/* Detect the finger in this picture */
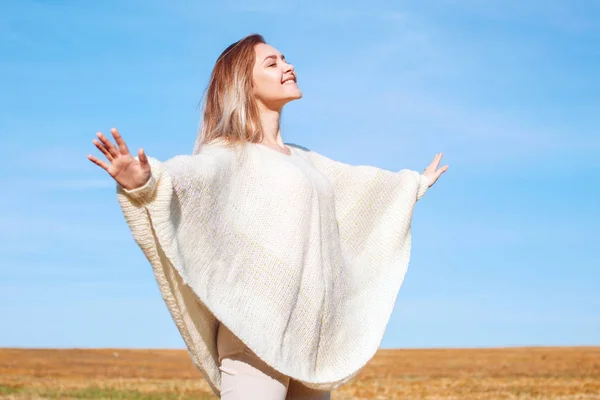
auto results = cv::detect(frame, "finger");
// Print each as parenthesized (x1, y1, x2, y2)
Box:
(138, 148, 150, 169)
(436, 165, 449, 178)
(432, 153, 442, 169)
(425, 153, 440, 172)
(96, 131, 120, 159)
(111, 127, 130, 155)
(87, 154, 110, 172)
(93, 138, 113, 161)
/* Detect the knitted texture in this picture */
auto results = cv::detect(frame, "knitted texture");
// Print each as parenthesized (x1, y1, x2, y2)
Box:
(116, 140, 429, 398)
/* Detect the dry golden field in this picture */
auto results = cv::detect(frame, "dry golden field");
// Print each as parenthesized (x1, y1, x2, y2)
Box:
(0, 347, 598, 399)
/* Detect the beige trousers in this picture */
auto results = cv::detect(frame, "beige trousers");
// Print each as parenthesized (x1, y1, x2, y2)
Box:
(217, 322, 332, 400)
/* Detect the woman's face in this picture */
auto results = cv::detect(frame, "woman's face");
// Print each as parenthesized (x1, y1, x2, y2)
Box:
(252, 43, 302, 110)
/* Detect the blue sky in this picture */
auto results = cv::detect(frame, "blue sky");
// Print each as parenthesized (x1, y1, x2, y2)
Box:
(1, 0, 598, 350)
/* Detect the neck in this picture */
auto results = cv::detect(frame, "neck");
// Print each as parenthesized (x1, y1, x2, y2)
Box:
(257, 106, 284, 147)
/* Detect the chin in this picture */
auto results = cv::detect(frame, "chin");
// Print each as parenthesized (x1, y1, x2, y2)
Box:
(271, 91, 303, 108)
(281, 93, 302, 105)
(289, 89, 303, 100)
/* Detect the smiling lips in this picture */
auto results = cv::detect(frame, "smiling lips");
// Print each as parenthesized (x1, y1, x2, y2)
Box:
(282, 76, 297, 85)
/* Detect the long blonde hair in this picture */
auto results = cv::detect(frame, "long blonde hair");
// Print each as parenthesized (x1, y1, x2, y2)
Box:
(193, 33, 267, 154)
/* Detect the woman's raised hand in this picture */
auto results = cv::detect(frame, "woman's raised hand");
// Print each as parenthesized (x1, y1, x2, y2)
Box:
(423, 152, 449, 188)
(87, 128, 151, 190)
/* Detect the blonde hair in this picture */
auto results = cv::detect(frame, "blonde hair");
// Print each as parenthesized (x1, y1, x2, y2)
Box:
(193, 33, 268, 154)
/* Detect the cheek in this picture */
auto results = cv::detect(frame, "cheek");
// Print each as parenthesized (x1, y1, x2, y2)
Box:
(254, 71, 281, 96)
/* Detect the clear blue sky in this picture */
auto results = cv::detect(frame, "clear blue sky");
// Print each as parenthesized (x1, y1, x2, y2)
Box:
(1, 0, 598, 349)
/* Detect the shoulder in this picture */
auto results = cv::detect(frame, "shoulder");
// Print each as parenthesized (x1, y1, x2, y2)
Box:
(285, 143, 340, 166)
(285, 142, 311, 152)
(162, 142, 237, 175)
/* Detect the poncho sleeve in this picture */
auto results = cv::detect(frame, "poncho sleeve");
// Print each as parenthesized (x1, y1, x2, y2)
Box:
(115, 154, 224, 397)
(301, 148, 429, 206)
(296, 147, 430, 265)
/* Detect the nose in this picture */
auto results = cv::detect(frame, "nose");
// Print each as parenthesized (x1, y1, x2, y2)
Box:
(283, 61, 294, 73)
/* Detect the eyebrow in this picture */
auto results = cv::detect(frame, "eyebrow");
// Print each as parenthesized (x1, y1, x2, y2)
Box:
(263, 54, 285, 63)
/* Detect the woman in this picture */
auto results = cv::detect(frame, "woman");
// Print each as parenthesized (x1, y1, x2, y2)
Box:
(87, 33, 448, 400)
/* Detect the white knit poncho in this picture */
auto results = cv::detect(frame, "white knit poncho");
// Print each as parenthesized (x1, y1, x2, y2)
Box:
(116, 139, 429, 397)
